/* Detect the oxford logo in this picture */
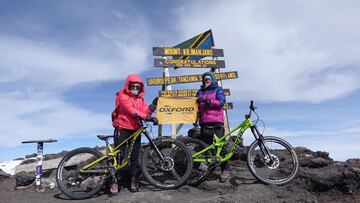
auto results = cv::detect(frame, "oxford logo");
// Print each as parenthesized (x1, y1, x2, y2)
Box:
(159, 107, 195, 113)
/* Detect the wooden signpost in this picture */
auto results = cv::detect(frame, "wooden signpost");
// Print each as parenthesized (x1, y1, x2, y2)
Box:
(154, 58, 225, 68)
(153, 47, 224, 57)
(150, 30, 238, 137)
(147, 71, 238, 86)
(223, 102, 233, 110)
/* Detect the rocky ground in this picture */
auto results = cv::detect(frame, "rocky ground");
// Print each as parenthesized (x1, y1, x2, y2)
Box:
(0, 146, 360, 203)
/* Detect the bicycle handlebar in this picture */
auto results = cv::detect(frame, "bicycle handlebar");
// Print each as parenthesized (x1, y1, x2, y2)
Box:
(134, 113, 157, 126)
(245, 100, 257, 119)
(250, 100, 254, 110)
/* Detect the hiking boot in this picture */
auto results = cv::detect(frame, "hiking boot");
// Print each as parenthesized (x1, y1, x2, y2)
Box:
(219, 170, 230, 182)
(110, 182, 119, 194)
(130, 177, 139, 192)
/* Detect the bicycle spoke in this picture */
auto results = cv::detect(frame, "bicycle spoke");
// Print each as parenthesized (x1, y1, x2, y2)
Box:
(247, 137, 298, 185)
(142, 139, 192, 189)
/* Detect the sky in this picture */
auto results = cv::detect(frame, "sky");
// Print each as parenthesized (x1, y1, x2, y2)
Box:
(0, 0, 359, 162)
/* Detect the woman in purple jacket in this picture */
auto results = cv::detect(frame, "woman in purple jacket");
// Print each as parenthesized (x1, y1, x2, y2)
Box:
(196, 71, 229, 182)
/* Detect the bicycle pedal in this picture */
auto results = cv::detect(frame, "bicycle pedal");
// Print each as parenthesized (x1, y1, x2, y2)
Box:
(208, 161, 220, 170)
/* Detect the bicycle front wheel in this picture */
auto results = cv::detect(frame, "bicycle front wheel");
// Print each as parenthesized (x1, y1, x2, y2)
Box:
(141, 138, 193, 189)
(247, 136, 299, 185)
(56, 147, 107, 200)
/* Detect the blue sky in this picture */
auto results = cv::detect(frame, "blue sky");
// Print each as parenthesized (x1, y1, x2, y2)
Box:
(0, 0, 359, 162)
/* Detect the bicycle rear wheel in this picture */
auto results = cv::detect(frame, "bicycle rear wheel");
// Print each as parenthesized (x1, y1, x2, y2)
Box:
(247, 136, 299, 185)
(141, 138, 193, 189)
(181, 137, 213, 185)
(56, 147, 108, 200)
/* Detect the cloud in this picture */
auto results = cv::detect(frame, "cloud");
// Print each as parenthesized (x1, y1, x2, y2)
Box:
(0, 27, 151, 89)
(0, 1, 156, 88)
(0, 4, 154, 148)
(0, 91, 109, 147)
(174, 0, 360, 103)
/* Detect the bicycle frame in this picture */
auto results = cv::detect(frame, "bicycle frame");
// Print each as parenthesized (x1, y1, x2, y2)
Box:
(80, 126, 159, 173)
(186, 100, 299, 186)
(192, 117, 260, 164)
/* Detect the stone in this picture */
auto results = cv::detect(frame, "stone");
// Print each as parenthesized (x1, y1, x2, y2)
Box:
(0, 169, 10, 182)
(15, 171, 35, 187)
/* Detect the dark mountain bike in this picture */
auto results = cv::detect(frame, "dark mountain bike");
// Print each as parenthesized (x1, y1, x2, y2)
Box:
(56, 118, 193, 200)
(182, 101, 299, 186)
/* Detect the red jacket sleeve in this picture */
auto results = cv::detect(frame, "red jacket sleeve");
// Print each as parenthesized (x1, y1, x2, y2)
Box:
(118, 94, 152, 120)
(142, 99, 153, 117)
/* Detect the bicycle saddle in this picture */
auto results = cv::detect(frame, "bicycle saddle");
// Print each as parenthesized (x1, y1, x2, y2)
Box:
(97, 135, 114, 141)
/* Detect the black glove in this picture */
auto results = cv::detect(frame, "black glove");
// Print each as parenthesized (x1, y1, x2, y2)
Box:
(152, 97, 159, 105)
(196, 97, 210, 104)
(148, 97, 159, 112)
(134, 112, 141, 120)
(145, 115, 158, 125)
(148, 104, 156, 112)
(152, 117, 159, 125)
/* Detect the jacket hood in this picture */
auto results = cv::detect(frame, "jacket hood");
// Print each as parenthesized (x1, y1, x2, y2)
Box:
(201, 71, 218, 88)
(123, 73, 145, 97)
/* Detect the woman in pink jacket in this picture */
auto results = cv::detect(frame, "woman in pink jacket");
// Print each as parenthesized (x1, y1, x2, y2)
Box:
(196, 71, 229, 182)
(111, 73, 158, 193)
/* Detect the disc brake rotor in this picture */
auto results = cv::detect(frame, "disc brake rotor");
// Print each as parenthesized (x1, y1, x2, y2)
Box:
(160, 157, 175, 171)
(264, 154, 280, 169)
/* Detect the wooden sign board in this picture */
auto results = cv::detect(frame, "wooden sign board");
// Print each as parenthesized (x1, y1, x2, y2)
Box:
(154, 59, 225, 68)
(159, 89, 231, 98)
(153, 47, 224, 57)
(147, 71, 238, 86)
(223, 102, 233, 110)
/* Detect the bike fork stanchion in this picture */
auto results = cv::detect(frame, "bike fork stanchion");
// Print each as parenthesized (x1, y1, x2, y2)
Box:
(21, 139, 57, 191)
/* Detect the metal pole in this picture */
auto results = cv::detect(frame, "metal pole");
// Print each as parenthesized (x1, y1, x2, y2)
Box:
(35, 142, 43, 190)
(164, 67, 177, 138)
(211, 57, 230, 133)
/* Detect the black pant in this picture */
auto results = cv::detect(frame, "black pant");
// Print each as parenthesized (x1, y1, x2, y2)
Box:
(200, 123, 228, 171)
(114, 129, 141, 178)
(200, 124, 225, 146)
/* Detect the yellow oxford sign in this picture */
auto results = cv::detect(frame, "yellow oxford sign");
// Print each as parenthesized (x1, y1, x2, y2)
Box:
(156, 97, 198, 124)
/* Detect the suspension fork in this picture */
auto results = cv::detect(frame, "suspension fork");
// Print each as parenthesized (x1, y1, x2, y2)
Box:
(250, 125, 273, 161)
(143, 131, 166, 161)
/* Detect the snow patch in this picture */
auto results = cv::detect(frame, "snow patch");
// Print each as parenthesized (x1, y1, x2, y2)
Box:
(0, 160, 24, 175)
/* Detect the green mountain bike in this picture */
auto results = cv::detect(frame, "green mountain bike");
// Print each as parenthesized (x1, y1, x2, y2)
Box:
(56, 118, 193, 200)
(182, 101, 299, 186)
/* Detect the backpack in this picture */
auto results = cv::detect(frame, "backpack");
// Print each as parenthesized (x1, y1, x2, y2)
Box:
(111, 92, 120, 122)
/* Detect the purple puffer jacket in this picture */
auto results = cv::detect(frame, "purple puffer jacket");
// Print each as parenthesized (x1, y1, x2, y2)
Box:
(196, 72, 226, 124)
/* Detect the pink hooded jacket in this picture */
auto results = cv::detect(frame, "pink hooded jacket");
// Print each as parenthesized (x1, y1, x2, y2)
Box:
(112, 74, 153, 130)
